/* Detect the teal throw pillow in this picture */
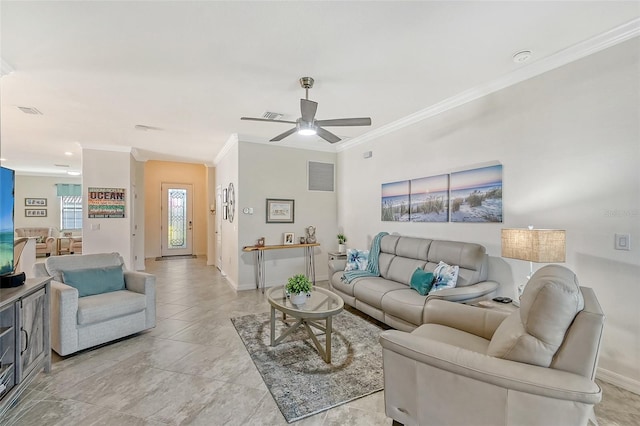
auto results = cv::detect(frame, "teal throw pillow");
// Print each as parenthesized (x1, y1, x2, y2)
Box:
(410, 268, 434, 296)
(62, 265, 126, 297)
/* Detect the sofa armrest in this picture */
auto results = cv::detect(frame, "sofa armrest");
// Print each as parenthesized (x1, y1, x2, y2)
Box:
(124, 270, 156, 328)
(425, 280, 499, 303)
(50, 280, 79, 356)
(422, 299, 509, 340)
(328, 259, 347, 277)
(379, 329, 601, 404)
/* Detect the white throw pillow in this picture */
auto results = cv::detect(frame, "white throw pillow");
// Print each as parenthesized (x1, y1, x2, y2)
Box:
(344, 249, 369, 271)
(430, 261, 459, 292)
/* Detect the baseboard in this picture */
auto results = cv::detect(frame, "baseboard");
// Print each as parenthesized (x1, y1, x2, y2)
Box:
(597, 367, 640, 395)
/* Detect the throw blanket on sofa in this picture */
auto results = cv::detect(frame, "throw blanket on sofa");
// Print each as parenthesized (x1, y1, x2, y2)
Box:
(342, 232, 389, 283)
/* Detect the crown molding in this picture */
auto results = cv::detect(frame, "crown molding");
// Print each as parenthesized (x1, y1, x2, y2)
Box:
(337, 18, 640, 152)
(214, 133, 239, 165)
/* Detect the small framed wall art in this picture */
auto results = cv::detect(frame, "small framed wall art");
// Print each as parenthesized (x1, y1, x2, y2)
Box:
(25, 198, 47, 206)
(25, 209, 47, 217)
(266, 198, 295, 223)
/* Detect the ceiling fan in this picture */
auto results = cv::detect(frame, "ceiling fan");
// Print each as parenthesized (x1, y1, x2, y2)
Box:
(241, 77, 372, 144)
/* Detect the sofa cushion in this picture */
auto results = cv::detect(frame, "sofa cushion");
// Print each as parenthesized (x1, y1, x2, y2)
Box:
(409, 268, 434, 296)
(331, 271, 357, 297)
(77, 290, 147, 325)
(381, 288, 428, 326)
(395, 237, 431, 260)
(353, 277, 406, 309)
(487, 265, 584, 367)
(45, 252, 124, 282)
(62, 265, 126, 297)
(384, 257, 427, 286)
(427, 240, 487, 287)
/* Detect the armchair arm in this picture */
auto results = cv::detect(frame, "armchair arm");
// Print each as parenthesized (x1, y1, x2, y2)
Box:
(379, 329, 601, 404)
(50, 280, 79, 356)
(45, 237, 56, 252)
(422, 299, 509, 340)
(124, 271, 156, 328)
(425, 280, 499, 303)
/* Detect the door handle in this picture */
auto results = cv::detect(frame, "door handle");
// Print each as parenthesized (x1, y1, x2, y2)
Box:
(21, 328, 29, 355)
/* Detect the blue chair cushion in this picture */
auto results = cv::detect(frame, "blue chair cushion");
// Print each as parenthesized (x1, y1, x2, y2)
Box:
(62, 265, 126, 297)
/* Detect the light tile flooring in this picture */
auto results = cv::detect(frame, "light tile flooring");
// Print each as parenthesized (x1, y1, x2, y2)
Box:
(3, 257, 639, 425)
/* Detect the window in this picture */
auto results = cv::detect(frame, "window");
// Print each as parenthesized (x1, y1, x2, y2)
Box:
(60, 195, 82, 230)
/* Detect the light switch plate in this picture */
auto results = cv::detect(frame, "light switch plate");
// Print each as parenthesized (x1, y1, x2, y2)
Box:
(615, 233, 631, 250)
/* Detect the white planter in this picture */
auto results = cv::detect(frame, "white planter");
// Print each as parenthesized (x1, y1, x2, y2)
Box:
(290, 292, 307, 305)
(338, 244, 346, 254)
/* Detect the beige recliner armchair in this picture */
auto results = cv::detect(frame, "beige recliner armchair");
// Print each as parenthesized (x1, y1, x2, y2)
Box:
(15, 227, 56, 257)
(380, 265, 604, 426)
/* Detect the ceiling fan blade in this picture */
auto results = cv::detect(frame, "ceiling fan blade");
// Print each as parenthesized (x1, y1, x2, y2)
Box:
(241, 117, 297, 124)
(300, 99, 318, 122)
(316, 127, 341, 144)
(315, 117, 372, 127)
(270, 127, 297, 142)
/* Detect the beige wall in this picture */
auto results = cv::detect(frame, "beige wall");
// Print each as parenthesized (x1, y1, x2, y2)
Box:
(144, 160, 208, 258)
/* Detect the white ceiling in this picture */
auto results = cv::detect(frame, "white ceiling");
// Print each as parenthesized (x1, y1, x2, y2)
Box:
(1, 1, 638, 176)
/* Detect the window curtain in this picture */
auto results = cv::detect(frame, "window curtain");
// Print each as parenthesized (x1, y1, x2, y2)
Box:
(56, 184, 82, 197)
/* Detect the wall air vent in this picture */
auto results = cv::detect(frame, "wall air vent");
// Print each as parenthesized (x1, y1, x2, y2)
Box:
(17, 106, 42, 115)
(308, 161, 335, 192)
(262, 111, 284, 120)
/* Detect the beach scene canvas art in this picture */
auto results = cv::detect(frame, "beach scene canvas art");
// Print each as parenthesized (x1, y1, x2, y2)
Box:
(0, 168, 15, 275)
(381, 180, 410, 222)
(410, 174, 449, 222)
(450, 165, 503, 223)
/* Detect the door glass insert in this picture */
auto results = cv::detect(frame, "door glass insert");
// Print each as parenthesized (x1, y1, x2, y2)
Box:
(168, 189, 187, 249)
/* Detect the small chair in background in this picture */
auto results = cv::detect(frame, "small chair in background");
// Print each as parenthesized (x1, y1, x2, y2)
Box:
(69, 237, 82, 254)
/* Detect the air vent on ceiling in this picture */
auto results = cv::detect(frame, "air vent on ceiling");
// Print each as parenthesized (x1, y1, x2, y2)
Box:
(308, 161, 335, 192)
(134, 124, 163, 131)
(261, 111, 285, 120)
(55, 164, 70, 168)
(17, 106, 42, 115)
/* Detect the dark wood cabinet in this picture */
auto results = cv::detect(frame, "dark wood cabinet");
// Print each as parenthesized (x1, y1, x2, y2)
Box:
(0, 278, 51, 418)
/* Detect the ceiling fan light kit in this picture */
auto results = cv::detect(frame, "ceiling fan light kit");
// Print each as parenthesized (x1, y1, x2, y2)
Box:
(241, 76, 371, 144)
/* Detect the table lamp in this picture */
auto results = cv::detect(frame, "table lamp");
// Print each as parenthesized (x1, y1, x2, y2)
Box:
(501, 227, 566, 306)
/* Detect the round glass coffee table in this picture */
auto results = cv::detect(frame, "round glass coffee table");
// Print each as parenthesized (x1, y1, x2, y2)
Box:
(267, 285, 344, 363)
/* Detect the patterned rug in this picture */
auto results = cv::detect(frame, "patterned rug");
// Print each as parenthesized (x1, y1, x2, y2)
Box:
(231, 309, 385, 423)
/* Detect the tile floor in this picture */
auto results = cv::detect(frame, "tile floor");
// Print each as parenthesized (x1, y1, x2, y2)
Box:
(2, 257, 639, 425)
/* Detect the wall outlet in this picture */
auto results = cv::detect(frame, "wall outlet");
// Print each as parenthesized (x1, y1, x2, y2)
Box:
(615, 233, 631, 251)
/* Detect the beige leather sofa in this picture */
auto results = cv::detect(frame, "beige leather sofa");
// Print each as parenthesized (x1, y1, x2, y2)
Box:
(15, 227, 55, 257)
(34, 253, 156, 356)
(380, 265, 604, 426)
(329, 235, 499, 331)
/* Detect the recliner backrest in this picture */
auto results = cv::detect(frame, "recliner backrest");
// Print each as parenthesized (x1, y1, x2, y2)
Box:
(44, 252, 125, 282)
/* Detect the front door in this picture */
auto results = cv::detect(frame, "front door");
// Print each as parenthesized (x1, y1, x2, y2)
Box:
(161, 183, 193, 257)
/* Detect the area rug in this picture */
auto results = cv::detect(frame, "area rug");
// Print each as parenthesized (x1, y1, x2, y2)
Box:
(154, 255, 197, 261)
(231, 309, 384, 423)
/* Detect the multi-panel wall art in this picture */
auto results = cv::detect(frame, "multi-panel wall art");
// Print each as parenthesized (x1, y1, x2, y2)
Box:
(381, 164, 502, 223)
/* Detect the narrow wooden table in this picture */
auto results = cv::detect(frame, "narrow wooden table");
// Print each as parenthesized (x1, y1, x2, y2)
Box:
(242, 243, 320, 293)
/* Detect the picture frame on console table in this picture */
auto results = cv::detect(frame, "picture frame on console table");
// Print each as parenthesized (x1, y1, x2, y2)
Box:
(266, 198, 295, 223)
(283, 232, 294, 245)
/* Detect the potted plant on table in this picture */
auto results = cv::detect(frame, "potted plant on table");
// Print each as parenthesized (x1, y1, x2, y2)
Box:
(286, 274, 312, 305)
(337, 234, 347, 254)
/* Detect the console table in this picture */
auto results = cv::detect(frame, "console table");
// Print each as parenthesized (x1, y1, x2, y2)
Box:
(0, 277, 52, 418)
(242, 243, 320, 293)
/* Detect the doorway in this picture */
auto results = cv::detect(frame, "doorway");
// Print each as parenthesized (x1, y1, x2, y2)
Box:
(161, 183, 193, 257)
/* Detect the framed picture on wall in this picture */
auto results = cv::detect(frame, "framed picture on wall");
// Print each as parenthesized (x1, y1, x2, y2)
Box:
(25, 209, 47, 217)
(266, 198, 295, 223)
(25, 198, 47, 206)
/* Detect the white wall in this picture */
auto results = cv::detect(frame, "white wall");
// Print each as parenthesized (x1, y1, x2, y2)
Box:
(238, 141, 338, 290)
(214, 139, 239, 287)
(338, 39, 640, 391)
(14, 175, 81, 232)
(82, 148, 134, 268)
